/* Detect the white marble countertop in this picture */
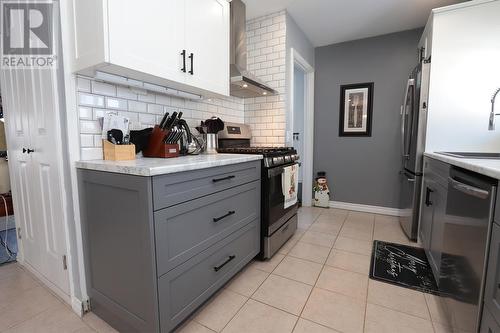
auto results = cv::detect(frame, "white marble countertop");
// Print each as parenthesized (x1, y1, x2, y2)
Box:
(425, 152, 500, 179)
(75, 154, 263, 176)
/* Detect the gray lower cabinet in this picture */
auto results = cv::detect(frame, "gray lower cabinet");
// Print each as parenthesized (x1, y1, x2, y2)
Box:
(420, 157, 448, 285)
(484, 222, 500, 327)
(78, 161, 261, 333)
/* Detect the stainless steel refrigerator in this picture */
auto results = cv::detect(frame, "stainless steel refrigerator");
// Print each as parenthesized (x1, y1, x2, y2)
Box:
(399, 62, 430, 241)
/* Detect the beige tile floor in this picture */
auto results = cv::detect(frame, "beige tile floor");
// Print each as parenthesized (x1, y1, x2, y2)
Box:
(0, 207, 448, 333)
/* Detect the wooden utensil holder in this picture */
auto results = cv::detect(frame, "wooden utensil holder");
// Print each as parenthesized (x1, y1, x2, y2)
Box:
(102, 140, 136, 161)
(143, 125, 180, 158)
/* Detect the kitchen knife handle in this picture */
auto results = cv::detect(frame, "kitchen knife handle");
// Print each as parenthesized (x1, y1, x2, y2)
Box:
(213, 211, 235, 223)
(212, 175, 235, 183)
(188, 53, 194, 75)
(213, 255, 236, 272)
(181, 50, 186, 72)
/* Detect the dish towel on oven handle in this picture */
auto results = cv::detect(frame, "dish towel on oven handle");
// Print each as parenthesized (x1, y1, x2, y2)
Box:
(282, 164, 298, 209)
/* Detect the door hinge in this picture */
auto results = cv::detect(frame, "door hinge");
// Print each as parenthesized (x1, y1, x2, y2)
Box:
(82, 298, 91, 313)
(62, 255, 68, 270)
(17, 227, 21, 239)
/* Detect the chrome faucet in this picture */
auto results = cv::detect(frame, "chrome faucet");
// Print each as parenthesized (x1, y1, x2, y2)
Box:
(488, 87, 500, 130)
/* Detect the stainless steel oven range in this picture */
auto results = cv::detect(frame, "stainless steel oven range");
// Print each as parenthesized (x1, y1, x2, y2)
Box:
(218, 122, 299, 259)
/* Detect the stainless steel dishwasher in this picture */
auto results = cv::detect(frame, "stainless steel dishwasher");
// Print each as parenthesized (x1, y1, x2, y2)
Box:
(439, 166, 497, 332)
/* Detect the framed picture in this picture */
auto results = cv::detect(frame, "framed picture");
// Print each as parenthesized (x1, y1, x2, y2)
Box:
(339, 82, 374, 137)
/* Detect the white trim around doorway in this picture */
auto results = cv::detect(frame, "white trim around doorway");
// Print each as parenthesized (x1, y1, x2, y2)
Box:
(288, 48, 315, 207)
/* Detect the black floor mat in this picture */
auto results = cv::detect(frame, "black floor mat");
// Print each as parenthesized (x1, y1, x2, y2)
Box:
(369, 240, 439, 295)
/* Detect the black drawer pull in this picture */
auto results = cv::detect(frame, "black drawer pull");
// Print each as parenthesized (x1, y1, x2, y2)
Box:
(214, 255, 235, 272)
(213, 211, 235, 223)
(188, 52, 194, 75)
(212, 175, 235, 183)
(181, 50, 186, 72)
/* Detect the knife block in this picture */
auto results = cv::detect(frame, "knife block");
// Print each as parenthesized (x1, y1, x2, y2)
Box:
(102, 140, 136, 161)
(143, 125, 180, 158)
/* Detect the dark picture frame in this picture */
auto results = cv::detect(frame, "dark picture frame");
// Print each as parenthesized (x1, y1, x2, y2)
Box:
(339, 82, 374, 137)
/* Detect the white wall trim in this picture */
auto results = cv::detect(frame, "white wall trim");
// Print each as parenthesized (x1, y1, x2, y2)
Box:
(330, 201, 403, 216)
(289, 48, 315, 207)
(59, 0, 89, 313)
(71, 296, 84, 317)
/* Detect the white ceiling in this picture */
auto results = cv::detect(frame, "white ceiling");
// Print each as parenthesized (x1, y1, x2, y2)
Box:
(244, 0, 467, 47)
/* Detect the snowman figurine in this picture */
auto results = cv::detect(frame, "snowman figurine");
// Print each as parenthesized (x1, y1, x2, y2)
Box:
(313, 171, 330, 208)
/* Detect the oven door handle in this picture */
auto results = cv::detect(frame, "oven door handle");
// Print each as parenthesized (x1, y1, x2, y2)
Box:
(267, 163, 298, 178)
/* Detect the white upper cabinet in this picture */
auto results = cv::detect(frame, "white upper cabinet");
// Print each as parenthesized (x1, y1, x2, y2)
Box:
(184, 0, 229, 97)
(70, 0, 230, 96)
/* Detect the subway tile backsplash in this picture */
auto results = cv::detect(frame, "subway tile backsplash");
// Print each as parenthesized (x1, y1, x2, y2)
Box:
(244, 11, 287, 147)
(77, 12, 288, 159)
(77, 76, 244, 160)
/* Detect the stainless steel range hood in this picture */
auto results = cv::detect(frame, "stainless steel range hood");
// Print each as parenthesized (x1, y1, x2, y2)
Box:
(230, 0, 277, 98)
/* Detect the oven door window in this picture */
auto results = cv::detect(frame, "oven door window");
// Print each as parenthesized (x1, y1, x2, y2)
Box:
(264, 163, 298, 235)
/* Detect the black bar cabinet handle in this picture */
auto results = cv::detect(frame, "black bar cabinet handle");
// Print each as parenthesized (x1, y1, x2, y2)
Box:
(212, 175, 235, 183)
(425, 187, 433, 206)
(181, 50, 186, 72)
(214, 255, 236, 272)
(213, 211, 235, 223)
(188, 53, 194, 75)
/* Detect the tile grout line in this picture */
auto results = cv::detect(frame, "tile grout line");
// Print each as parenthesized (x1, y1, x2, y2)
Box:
(289, 209, 337, 332)
(362, 216, 376, 332)
(289, 212, 345, 332)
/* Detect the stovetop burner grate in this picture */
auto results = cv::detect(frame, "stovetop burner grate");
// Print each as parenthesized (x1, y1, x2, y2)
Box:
(217, 146, 296, 156)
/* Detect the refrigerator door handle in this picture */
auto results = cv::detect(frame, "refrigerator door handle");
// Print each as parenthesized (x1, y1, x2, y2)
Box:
(401, 78, 415, 160)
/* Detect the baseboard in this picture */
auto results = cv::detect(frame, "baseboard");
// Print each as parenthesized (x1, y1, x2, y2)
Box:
(329, 201, 403, 216)
(71, 296, 84, 317)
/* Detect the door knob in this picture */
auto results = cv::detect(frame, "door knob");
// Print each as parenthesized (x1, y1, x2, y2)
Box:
(23, 148, 34, 154)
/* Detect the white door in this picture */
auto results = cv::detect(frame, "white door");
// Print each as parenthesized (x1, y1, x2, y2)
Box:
(26, 66, 70, 294)
(0, 69, 39, 268)
(184, 0, 229, 96)
(107, 0, 186, 85)
(0, 67, 70, 296)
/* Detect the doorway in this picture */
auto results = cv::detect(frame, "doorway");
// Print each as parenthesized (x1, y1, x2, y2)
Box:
(288, 49, 314, 206)
(293, 66, 306, 203)
(0, 91, 17, 266)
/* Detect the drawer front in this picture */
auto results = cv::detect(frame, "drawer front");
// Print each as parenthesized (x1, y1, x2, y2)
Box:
(485, 222, 500, 325)
(155, 181, 260, 276)
(152, 161, 260, 210)
(158, 220, 259, 332)
(480, 306, 500, 333)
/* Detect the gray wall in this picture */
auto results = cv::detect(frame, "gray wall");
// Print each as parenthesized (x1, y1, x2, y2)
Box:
(286, 14, 315, 67)
(314, 28, 422, 208)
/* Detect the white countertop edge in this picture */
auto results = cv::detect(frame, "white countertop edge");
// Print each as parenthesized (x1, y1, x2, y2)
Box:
(425, 152, 500, 180)
(75, 154, 263, 176)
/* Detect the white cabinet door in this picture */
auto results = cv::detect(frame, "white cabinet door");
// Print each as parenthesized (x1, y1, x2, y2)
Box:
(107, 0, 186, 85)
(184, 0, 229, 95)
